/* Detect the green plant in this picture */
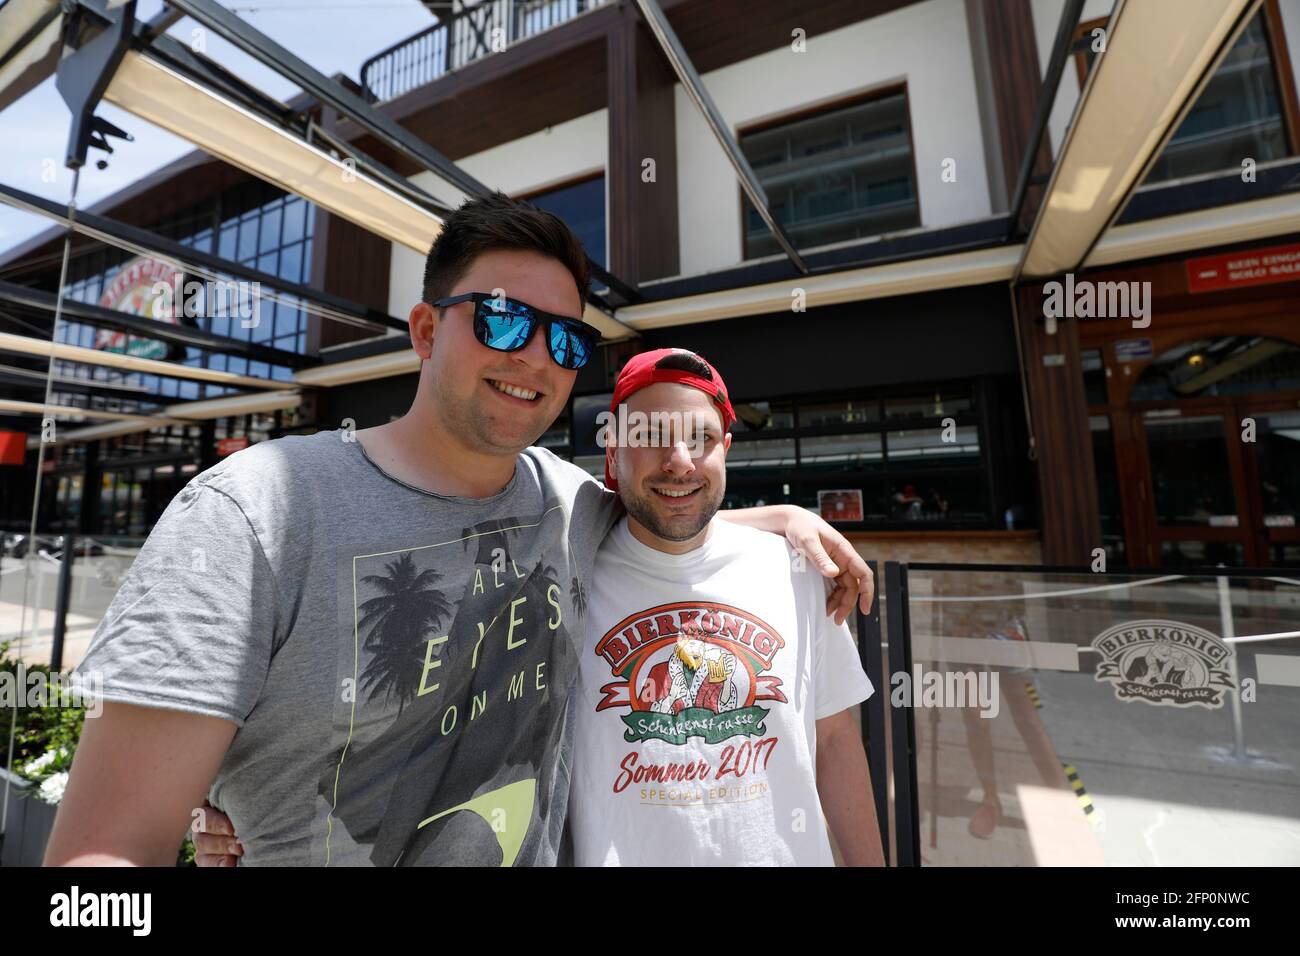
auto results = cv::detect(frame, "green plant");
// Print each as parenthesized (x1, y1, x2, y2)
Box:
(0, 641, 86, 782)
(177, 833, 196, 867)
(2, 642, 198, 865)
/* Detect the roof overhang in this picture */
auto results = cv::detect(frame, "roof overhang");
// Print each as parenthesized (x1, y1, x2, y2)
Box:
(1017, 0, 1262, 280)
(104, 50, 443, 255)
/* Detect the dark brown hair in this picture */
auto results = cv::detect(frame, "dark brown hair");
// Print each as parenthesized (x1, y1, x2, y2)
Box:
(654, 350, 714, 380)
(421, 191, 591, 307)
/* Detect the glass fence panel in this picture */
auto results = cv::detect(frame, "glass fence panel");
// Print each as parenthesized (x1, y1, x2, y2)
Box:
(899, 569, 1299, 866)
(0, 536, 146, 669)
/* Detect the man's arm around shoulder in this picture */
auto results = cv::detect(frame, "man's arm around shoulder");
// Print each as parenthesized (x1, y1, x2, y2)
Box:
(43, 701, 236, 866)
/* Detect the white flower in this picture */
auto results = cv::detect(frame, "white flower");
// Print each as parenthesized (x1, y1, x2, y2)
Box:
(22, 746, 69, 777)
(24, 750, 55, 775)
(38, 771, 69, 805)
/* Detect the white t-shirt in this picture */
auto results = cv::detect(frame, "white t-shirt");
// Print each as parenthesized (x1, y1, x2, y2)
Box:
(569, 517, 874, 866)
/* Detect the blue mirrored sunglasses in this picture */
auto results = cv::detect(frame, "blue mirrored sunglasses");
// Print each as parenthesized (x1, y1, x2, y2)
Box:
(432, 292, 599, 370)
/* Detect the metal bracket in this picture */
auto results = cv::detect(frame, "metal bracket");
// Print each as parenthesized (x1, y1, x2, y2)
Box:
(55, 0, 137, 170)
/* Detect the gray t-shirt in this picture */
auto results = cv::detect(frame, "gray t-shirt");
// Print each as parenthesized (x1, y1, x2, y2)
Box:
(75, 430, 620, 866)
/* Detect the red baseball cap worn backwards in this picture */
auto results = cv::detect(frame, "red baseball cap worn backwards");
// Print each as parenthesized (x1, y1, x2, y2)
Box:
(604, 348, 736, 490)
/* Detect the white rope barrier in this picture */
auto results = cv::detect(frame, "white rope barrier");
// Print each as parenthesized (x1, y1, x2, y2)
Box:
(909, 573, 1300, 604)
(1224, 631, 1300, 644)
(909, 574, 1186, 603)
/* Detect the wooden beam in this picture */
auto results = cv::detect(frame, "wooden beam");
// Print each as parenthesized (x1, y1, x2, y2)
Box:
(979, 0, 1053, 230)
(1015, 283, 1102, 563)
(607, 3, 680, 283)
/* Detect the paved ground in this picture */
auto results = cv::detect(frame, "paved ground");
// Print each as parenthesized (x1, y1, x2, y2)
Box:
(0, 553, 131, 667)
(1035, 666, 1300, 866)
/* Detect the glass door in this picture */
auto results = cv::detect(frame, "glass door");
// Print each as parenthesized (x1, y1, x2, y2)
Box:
(1241, 405, 1300, 566)
(1139, 410, 1258, 567)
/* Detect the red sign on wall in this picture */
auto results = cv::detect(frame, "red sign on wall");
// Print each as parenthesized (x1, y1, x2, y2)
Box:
(1186, 242, 1300, 293)
(217, 436, 250, 457)
(0, 431, 26, 466)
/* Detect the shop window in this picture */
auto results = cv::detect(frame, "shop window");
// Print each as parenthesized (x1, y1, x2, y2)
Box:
(575, 382, 991, 527)
(1144, 414, 1238, 527)
(885, 425, 980, 468)
(1256, 409, 1300, 529)
(883, 390, 972, 422)
(799, 433, 884, 471)
(724, 479, 795, 511)
(726, 437, 797, 469)
(884, 477, 985, 523)
(1132, 336, 1300, 401)
(800, 399, 878, 427)
(731, 401, 795, 432)
(1082, 348, 1108, 406)
(1160, 541, 1244, 568)
(1090, 415, 1127, 566)
(739, 89, 921, 259)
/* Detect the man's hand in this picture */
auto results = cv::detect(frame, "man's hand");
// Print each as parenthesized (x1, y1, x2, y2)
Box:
(192, 802, 243, 867)
(43, 701, 237, 866)
(718, 505, 874, 624)
(783, 509, 874, 625)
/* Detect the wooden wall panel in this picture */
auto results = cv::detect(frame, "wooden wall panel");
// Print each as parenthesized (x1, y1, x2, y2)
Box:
(1015, 283, 1103, 563)
(979, 0, 1053, 231)
(607, 4, 679, 283)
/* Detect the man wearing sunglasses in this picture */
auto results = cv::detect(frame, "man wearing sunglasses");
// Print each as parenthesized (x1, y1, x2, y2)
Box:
(46, 193, 873, 867)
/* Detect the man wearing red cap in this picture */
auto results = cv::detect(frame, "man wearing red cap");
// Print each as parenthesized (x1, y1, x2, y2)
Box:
(567, 348, 884, 866)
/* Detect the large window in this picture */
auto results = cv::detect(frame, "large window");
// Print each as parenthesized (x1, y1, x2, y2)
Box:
(722, 388, 989, 527)
(1076, 10, 1294, 185)
(561, 385, 991, 527)
(521, 174, 606, 269)
(739, 89, 921, 259)
(1089, 414, 1127, 567)
(52, 181, 316, 408)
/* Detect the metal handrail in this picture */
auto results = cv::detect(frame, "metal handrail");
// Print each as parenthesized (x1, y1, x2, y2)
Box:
(360, 0, 608, 103)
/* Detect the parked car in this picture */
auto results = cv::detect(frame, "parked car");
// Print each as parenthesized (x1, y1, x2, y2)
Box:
(4, 534, 105, 559)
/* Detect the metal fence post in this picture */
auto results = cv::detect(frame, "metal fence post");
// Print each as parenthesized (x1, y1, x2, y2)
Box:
(855, 561, 889, 864)
(1216, 573, 1246, 760)
(50, 535, 75, 673)
(885, 561, 921, 866)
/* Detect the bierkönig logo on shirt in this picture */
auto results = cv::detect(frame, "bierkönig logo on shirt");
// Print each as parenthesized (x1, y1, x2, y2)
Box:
(595, 602, 787, 745)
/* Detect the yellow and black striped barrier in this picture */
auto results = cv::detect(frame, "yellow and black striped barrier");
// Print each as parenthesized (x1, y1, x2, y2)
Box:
(1062, 763, 1097, 822)
(1024, 682, 1042, 709)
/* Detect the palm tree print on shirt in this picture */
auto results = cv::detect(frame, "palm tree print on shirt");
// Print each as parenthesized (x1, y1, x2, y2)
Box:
(358, 552, 453, 714)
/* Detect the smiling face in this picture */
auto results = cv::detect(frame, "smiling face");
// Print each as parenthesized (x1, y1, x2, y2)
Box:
(413, 248, 583, 456)
(609, 381, 731, 550)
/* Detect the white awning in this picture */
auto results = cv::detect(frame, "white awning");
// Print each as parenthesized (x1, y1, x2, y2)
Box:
(1017, 0, 1259, 280)
(104, 51, 443, 255)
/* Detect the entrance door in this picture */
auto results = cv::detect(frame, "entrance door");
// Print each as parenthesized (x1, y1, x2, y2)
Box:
(1242, 403, 1300, 566)
(1136, 401, 1300, 568)
(1139, 409, 1256, 567)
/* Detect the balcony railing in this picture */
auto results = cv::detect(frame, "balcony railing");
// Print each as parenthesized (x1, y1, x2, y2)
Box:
(360, 0, 610, 104)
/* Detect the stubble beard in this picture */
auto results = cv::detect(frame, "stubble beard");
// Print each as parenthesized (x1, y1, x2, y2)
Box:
(620, 481, 724, 543)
